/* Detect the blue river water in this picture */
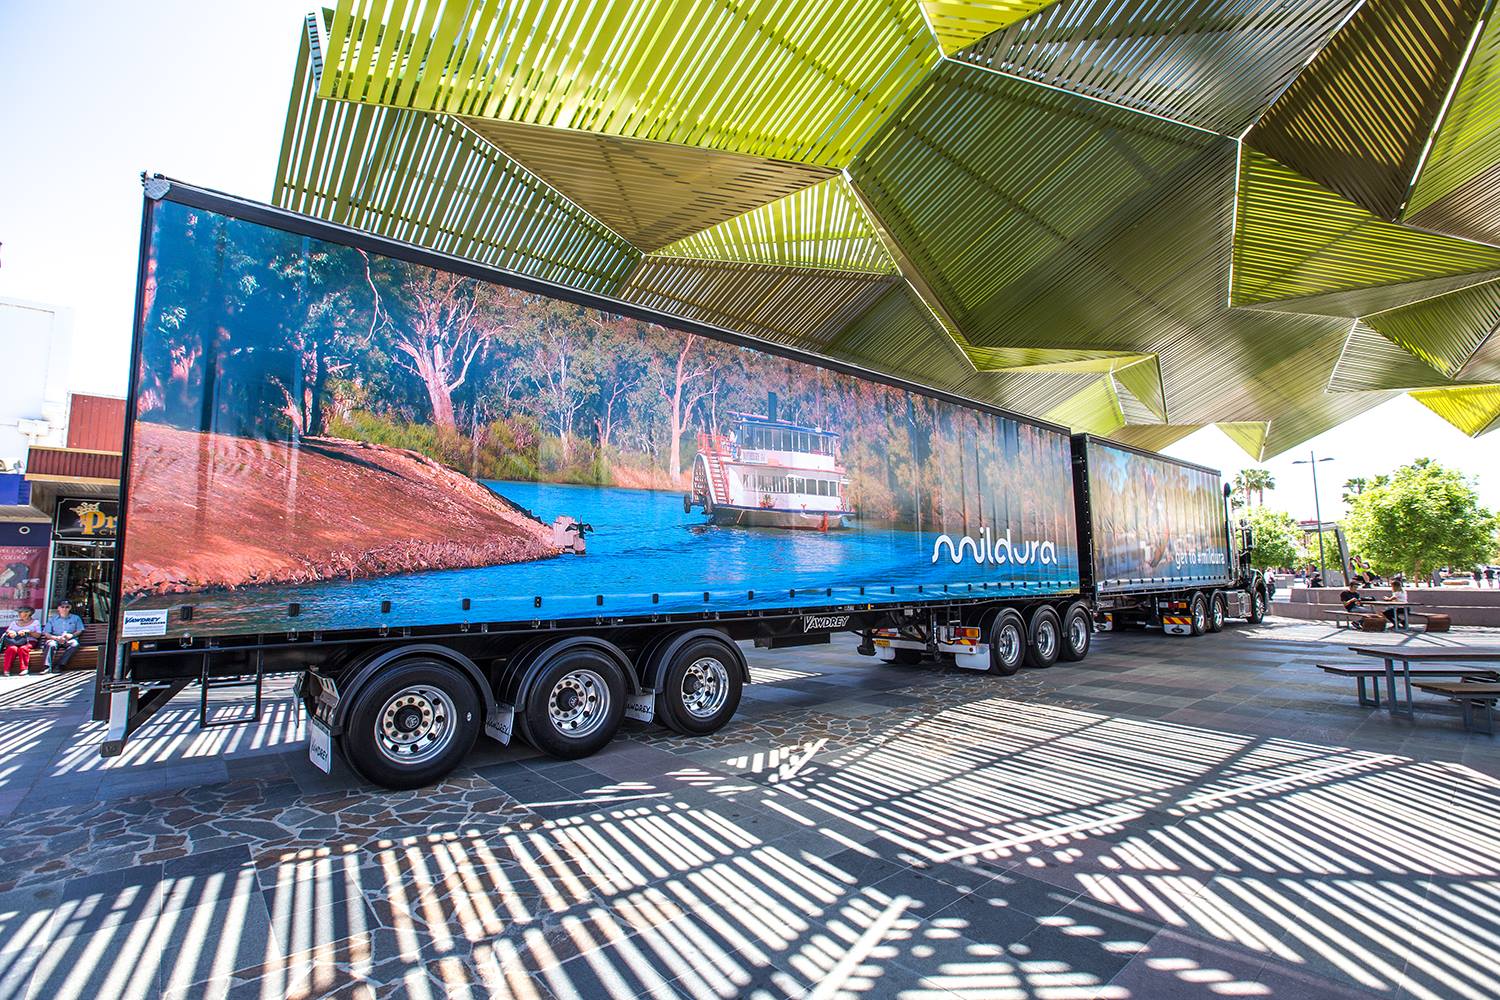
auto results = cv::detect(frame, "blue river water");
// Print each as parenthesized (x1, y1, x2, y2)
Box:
(128, 481, 1081, 637)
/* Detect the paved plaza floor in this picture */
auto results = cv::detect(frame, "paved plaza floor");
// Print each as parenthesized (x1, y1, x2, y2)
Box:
(0, 618, 1497, 999)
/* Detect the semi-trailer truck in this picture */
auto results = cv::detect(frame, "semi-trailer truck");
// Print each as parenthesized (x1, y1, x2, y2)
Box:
(97, 177, 1266, 789)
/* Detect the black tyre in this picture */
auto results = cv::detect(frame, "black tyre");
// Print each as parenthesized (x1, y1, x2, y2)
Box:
(1246, 586, 1267, 624)
(1059, 602, 1092, 662)
(888, 647, 924, 666)
(654, 634, 743, 736)
(521, 646, 627, 758)
(683, 494, 692, 513)
(1208, 593, 1226, 633)
(987, 609, 1026, 675)
(1025, 606, 1062, 669)
(342, 659, 481, 790)
(1189, 592, 1209, 637)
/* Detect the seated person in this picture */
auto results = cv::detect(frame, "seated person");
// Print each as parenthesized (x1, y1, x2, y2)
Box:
(1384, 577, 1408, 623)
(42, 600, 84, 672)
(1338, 585, 1369, 614)
(2, 607, 40, 676)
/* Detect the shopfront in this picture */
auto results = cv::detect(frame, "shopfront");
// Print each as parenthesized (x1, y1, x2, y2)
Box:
(49, 496, 117, 623)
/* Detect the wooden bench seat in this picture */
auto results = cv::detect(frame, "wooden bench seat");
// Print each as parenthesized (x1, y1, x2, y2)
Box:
(1317, 663, 1499, 708)
(23, 621, 106, 673)
(1411, 680, 1500, 734)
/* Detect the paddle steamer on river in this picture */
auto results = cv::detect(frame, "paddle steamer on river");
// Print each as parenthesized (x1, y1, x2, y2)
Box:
(686, 392, 852, 530)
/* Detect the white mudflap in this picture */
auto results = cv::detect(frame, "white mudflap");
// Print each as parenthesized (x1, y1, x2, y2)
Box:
(625, 692, 655, 723)
(950, 645, 990, 671)
(308, 717, 333, 773)
(485, 704, 515, 745)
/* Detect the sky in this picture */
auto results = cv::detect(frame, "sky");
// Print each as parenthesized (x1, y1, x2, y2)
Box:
(1, 3, 1496, 517)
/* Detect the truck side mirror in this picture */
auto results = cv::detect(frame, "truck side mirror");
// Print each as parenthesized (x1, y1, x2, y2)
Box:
(1242, 527, 1254, 550)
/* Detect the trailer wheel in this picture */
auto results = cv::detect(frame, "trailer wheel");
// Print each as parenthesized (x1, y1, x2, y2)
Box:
(1246, 586, 1267, 624)
(342, 659, 481, 790)
(1208, 593, 1226, 633)
(987, 609, 1026, 675)
(683, 494, 692, 513)
(654, 634, 743, 736)
(1025, 607, 1061, 669)
(1188, 592, 1209, 636)
(521, 646, 627, 758)
(1059, 603, 1092, 662)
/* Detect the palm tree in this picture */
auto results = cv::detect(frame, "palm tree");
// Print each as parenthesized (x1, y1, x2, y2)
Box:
(1342, 476, 1367, 503)
(1233, 468, 1276, 508)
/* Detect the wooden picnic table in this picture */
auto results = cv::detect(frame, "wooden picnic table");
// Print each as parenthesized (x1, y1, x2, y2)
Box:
(1347, 644, 1500, 719)
(1363, 600, 1412, 630)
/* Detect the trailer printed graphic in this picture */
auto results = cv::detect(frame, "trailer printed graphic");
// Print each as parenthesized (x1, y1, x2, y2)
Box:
(120, 196, 1080, 640)
(100, 179, 1264, 789)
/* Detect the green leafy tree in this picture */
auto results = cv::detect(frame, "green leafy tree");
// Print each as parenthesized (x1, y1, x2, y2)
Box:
(1342, 476, 1368, 503)
(1242, 505, 1300, 571)
(1345, 459, 1499, 580)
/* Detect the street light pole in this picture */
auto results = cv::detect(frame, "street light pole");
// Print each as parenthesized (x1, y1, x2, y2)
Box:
(1293, 451, 1336, 586)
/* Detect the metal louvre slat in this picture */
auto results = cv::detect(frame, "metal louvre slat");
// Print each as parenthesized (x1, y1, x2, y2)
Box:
(618, 256, 895, 350)
(274, 17, 640, 292)
(1232, 148, 1500, 308)
(955, 0, 1361, 136)
(1364, 277, 1500, 377)
(652, 176, 896, 274)
(457, 116, 836, 252)
(1406, 10, 1500, 244)
(316, 0, 940, 168)
(1246, 0, 1488, 220)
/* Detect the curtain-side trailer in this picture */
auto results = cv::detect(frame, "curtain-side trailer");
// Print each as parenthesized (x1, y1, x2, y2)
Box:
(99, 177, 1102, 789)
(1072, 435, 1268, 636)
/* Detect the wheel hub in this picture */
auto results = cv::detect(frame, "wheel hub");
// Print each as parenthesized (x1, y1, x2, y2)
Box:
(680, 657, 729, 719)
(375, 685, 456, 765)
(1038, 622, 1056, 657)
(1070, 617, 1088, 650)
(549, 669, 608, 736)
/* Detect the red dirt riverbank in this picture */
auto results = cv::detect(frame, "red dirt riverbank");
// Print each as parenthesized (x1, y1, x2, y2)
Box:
(122, 424, 557, 596)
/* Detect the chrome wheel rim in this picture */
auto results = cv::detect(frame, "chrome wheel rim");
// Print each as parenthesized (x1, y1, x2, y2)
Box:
(1193, 602, 1207, 631)
(1212, 601, 1224, 627)
(680, 656, 730, 719)
(1037, 621, 1057, 658)
(1069, 615, 1089, 652)
(548, 669, 609, 738)
(997, 624, 1022, 665)
(376, 685, 456, 765)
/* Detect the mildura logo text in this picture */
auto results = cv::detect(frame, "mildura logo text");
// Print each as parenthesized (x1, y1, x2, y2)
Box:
(931, 527, 1059, 566)
(803, 615, 851, 632)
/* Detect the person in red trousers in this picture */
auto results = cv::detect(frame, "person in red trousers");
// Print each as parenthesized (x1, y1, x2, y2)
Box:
(2, 607, 40, 675)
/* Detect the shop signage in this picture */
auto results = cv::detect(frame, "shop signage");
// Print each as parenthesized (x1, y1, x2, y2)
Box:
(55, 497, 119, 539)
